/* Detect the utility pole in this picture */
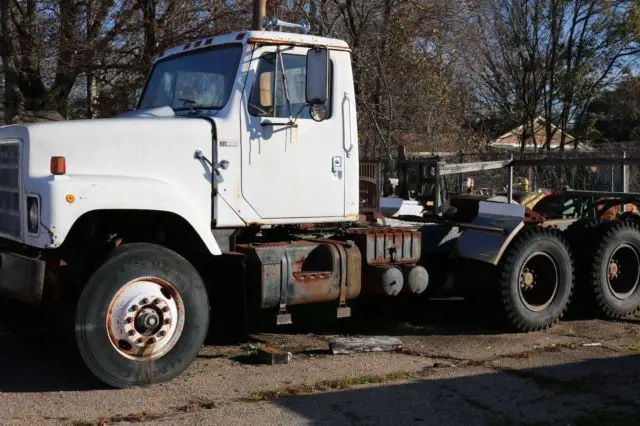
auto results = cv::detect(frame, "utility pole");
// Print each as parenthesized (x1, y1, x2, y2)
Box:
(253, 0, 267, 30)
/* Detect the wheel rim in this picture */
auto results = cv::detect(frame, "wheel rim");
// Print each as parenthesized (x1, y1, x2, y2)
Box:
(518, 252, 559, 312)
(607, 244, 640, 299)
(106, 277, 185, 360)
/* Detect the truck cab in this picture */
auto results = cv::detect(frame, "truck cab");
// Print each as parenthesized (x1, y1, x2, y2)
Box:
(137, 30, 360, 228)
(0, 29, 359, 257)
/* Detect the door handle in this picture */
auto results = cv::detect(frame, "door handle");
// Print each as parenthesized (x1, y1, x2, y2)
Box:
(260, 119, 297, 128)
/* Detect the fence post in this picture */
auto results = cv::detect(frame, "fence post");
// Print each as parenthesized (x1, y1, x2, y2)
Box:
(610, 153, 615, 192)
(508, 165, 513, 203)
(622, 151, 629, 193)
(458, 152, 463, 193)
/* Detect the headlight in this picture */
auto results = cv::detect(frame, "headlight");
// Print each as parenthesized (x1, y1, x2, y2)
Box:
(27, 196, 39, 234)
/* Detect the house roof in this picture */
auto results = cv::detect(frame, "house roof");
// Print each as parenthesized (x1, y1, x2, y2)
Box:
(489, 116, 581, 152)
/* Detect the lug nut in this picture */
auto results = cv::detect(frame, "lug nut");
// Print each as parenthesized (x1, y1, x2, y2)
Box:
(127, 330, 136, 336)
(148, 338, 156, 344)
(157, 331, 166, 338)
(136, 338, 143, 344)
(125, 317, 133, 324)
(140, 298, 149, 305)
(164, 318, 171, 325)
(130, 305, 139, 312)
(162, 306, 169, 313)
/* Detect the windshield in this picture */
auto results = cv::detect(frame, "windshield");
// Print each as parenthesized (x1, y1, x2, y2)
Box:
(138, 44, 243, 114)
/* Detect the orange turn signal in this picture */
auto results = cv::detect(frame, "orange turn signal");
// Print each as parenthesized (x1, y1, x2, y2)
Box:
(50, 156, 66, 175)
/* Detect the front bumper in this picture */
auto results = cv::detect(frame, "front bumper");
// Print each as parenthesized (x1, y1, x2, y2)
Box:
(0, 251, 45, 305)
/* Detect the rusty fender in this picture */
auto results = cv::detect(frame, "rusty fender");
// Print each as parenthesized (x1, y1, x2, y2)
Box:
(456, 201, 525, 266)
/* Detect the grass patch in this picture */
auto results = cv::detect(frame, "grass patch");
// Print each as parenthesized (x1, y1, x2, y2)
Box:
(243, 370, 425, 402)
(626, 345, 640, 353)
(76, 397, 218, 425)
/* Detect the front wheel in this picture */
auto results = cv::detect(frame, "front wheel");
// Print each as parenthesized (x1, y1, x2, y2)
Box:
(75, 243, 210, 388)
(497, 227, 574, 332)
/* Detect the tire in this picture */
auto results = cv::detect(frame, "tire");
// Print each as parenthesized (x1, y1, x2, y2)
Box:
(497, 226, 574, 332)
(75, 243, 210, 388)
(589, 221, 640, 319)
(563, 219, 603, 318)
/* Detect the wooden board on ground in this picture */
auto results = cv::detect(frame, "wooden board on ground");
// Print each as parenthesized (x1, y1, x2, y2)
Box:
(329, 336, 403, 355)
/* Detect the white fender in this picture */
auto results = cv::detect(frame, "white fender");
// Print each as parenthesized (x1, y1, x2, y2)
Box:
(25, 174, 221, 255)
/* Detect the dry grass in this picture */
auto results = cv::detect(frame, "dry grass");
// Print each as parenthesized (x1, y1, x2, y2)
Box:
(244, 370, 428, 402)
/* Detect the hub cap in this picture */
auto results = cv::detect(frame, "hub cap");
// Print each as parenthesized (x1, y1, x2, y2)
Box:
(607, 244, 640, 299)
(106, 277, 184, 360)
(518, 252, 559, 312)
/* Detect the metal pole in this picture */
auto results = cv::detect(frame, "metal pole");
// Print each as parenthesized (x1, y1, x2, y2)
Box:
(508, 165, 513, 203)
(622, 151, 629, 193)
(253, 0, 267, 30)
(458, 152, 463, 193)
(610, 153, 615, 192)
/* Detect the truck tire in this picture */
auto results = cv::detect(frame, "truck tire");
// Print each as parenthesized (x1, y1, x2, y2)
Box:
(589, 221, 640, 318)
(497, 227, 574, 332)
(563, 218, 602, 318)
(75, 243, 209, 388)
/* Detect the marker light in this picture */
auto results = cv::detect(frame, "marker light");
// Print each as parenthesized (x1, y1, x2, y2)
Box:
(50, 156, 66, 175)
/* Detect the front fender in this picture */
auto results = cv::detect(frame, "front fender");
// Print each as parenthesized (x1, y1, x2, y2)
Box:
(456, 201, 525, 265)
(25, 174, 221, 255)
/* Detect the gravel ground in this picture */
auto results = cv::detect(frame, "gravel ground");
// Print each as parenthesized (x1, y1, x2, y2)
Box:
(1, 299, 639, 425)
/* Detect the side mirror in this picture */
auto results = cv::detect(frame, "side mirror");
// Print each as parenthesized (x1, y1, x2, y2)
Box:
(306, 47, 329, 105)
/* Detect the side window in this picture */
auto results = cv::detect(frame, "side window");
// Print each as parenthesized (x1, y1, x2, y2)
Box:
(248, 51, 332, 119)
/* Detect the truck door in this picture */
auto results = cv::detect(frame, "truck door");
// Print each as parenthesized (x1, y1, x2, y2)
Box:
(240, 45, 345, 220)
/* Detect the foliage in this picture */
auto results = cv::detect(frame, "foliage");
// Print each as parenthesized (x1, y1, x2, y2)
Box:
(0, 0, 638, 155)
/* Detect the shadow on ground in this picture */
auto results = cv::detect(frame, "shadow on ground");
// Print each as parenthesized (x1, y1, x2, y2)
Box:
(1, 296, 638, 395)
(0, 297, 494, 393)
(270, 354, 640, 425)
(0, 300, 105, 393)
(254, 297, 528, 337)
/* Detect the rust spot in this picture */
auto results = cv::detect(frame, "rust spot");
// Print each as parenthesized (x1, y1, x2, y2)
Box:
(236, 240, 361, 308)
(336, 228, 422, 265)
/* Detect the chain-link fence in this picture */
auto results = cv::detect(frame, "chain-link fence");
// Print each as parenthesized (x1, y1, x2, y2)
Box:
(366, 143, 640, 199)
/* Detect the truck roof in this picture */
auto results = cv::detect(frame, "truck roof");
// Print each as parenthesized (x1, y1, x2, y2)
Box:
(156, 30, 351, 63)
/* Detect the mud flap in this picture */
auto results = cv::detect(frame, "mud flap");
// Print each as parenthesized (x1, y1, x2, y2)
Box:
(456, 201, 525, 265)
(0, 252, 46, 305)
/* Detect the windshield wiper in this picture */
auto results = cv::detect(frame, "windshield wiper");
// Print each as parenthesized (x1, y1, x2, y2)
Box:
(178, 98, 220, 114)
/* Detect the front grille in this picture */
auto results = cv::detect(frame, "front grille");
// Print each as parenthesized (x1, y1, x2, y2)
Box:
(0, 141, 21, 238)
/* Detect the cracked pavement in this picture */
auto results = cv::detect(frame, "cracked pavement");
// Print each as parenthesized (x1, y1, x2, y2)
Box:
(1, 299, 640, 425)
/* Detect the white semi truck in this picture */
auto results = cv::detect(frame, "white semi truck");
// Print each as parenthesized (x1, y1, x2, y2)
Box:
(0, 19, 639, 388)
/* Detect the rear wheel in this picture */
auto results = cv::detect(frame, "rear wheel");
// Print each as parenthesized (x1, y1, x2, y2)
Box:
(75, 243, 209, 388)
(589, 221, 640, 318)
(497, 227, 574, 332)
(564, 219, 603, 318)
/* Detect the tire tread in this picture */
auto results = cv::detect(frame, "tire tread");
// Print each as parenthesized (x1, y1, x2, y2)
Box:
(498, 226, 574, 332)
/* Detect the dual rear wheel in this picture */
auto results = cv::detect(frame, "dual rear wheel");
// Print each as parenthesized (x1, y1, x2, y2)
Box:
(494, 220, 640, 333)
(576, 220, 640, 318)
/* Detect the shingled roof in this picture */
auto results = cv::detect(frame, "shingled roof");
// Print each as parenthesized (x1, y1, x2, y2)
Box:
(489, 116, 585, 152)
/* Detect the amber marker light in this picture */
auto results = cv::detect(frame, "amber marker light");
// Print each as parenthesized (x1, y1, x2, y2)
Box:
(66, 194, 76, 204)
(51, 156, 66, 175)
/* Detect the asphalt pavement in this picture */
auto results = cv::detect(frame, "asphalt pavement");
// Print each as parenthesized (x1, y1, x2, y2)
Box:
(1, 299, 639, 425)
